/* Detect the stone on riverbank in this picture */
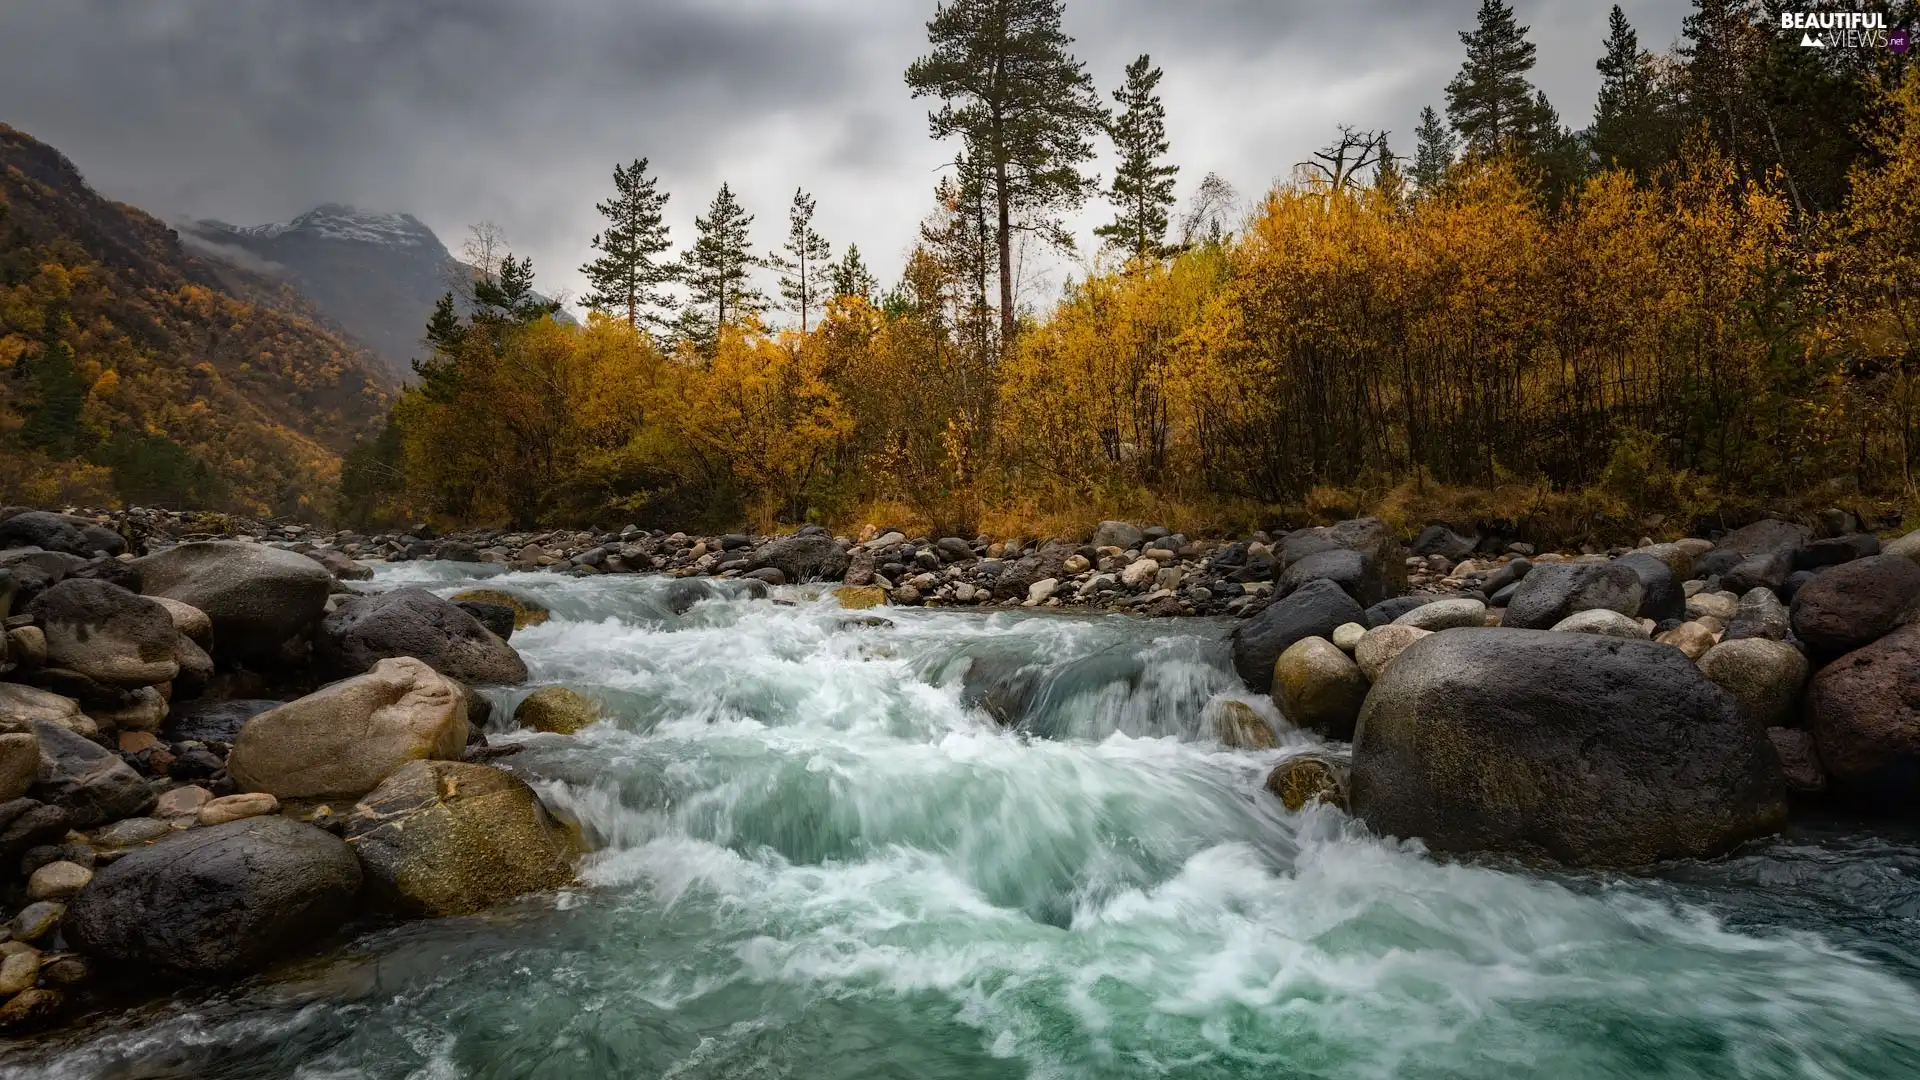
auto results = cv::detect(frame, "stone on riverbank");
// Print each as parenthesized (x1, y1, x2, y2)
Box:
(1273, 637, 1367, 740)
(1229, 579, 1364, 693)
(1212, 700, 1279, 750)
(26, 579, 179, 689)
(1804, 624, 1920, 815)
(750, 531, 849, 583)
(449, 589, 550, 630)
(320, 587, 528, 684)
(1502, 563, 1643, 631)
(1697, 638, 1807, 728)
(31, 720, 155, 827)
(1789, 554, 1920, 660)
(514, 686, 600, 735)
(133, 541, 333, 663)
(1353, 624, 1430, 683)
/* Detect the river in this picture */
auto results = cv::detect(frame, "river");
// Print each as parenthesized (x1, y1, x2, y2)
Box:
(6, 564, 1920, 1079)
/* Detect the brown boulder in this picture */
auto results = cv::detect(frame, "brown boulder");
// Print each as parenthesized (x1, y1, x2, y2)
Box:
(1804, 624, 1920, 815)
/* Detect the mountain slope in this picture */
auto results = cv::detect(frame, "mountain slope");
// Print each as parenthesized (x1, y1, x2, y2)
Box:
(0, 123, 390, 516)
(189, 206, 569, 381)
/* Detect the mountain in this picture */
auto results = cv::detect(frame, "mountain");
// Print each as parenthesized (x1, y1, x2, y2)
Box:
(188, 205, 569, 381)
(0, 123, 390, 516)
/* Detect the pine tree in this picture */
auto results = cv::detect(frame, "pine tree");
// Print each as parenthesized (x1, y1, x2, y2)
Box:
(906, 0, 1105, 345)
(580, 158, 676, 331)
(1411, 105, 1456, 190)
(678, 183, 765, 351)
(1372, 133, 1406, 199)
(1445, 0, 1545, 157)
(829, 243, 880, 304)
(1094, 54, 1179, 261)
(473, 255, 559, 324)
(1679, 0, 1761, 162)
(767, 188, 833, 334)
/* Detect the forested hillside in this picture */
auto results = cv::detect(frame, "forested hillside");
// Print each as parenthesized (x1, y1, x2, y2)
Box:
(0, 124, 389, 515)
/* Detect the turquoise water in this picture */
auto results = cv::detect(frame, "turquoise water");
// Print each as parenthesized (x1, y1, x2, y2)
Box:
(5, 566, 1919, 1079)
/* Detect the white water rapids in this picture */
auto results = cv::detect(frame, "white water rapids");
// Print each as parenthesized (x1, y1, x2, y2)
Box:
(5, 564, 1919, 1079)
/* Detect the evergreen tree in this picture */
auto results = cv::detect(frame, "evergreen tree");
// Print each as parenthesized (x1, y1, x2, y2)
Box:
(906, 0, 1105, 345)
(1411, 105, 1456, 190)
(1590, 6, 1671, 179)
(1445, 0, 1546, 156)
(1372, 133, 1407, 199)
(767, 188, 833, 334)
(1679, 0, 1761, 162)
(829, 243, 880, 304)
(580, 158, 676, 331)
(19, 338, 85, 459)
(1094, 54, 1179, 260)
(473, 255, 559, 324)
(678, 183, 765, 351)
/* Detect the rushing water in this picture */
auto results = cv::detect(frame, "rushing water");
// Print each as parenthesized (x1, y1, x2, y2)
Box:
(6, 565, 1920, 1079)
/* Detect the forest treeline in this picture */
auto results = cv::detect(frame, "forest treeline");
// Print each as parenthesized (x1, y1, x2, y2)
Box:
(146, 1, 1920, 536)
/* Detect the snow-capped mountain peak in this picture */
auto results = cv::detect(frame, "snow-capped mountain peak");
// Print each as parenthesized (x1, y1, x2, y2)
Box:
(201, 204, 442, 250)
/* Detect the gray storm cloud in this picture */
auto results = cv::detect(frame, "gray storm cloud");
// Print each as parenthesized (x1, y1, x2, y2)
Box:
(0, 0, 1690, 310)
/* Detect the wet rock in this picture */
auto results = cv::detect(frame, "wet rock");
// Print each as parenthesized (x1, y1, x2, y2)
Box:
(1796, 534, 1879, 571)
(1725, 588, 1791, 642)
(1229, 578, 1365, 693)
(834, 586, 886, 610)
(5, 625, 45, 668)
(1768, 728, 1825, 794)
(1698, 639, 1808, 728)
(514, 686, 600, 735)
(1212, 700, 1278, 750)
(449, 589, 550, 630)
(320, 587, 528, 685)
(94, 816, 173, 848)
(1789, 555, 1920, 660)
(31, 720, 155, 827)
(65, 815, 361, 977)
(25, 579, 179, 689)
(1392, 597, 1485, 632)
(0, 729, 37, 802)
(345, 760, 576, 917)
(0, 511, 123, 558)
(305, 549, 374, 581)
(0, 987, 63, 1033)
(1656, 621, 1718, 661)
(745, 567, 786, 586)
(1264, 754, 1349, 811)
(750, 533, 850, 583)
(1502, 563, 1643, 631)
(133, 541, 333, 663)
(1363, 596, 1427, 628)
(1550, 609, 1648, 638)
(1804, 624, 1920, 815)
(26, 860, 91, 901)
(1354, 624, 1431, 683)
(1613, 551, 1684, 623)
(0, 799, 71, 860)
(1273, 637, 1368, 740)
(455, 601, 516, 642)
(154, 784, 214, 818)
(0, 949, 40, 995)
(1351, 628, 1785, 867)
(198, 792, 279, 826)
(164, 698, 281, 744)
(229, 656, 469, 801)
(91, 685, 165, 733)
(8, 901, 64, 942)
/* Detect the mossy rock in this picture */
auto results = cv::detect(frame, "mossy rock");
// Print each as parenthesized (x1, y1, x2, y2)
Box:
(514, 686, 599, 735)
(451, 588, 550, 630)
(1213, 700, 1278, 750)
(1265, 755, 1349, 812)
(834, 586, 888, 610)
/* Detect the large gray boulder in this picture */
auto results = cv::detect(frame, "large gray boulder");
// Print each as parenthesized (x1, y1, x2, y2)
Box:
(0, 511, 124, 558)
(64, 816, 361, 977)
(1278, 548, 1389, 608)
(1230, 578, 1365, 693)
(26, 579, 179, 689)
(1090, 521, 1145, 551)
(319, 588, 528, 685)
(749, 532, 850, 583)
(1279, 519, 1408, 595)
(1613, 551, 1684, 623)
(1718, 519, 1813, 560)
(133, 542, 333, 662)
(1501, 562, 1643, 630)
(1789, 554, 1920, 660)
(1351, 628, 1786, 867)
(30, 720, 156, 827)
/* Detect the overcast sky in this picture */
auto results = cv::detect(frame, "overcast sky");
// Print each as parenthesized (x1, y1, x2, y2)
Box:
(0, 0, 1690, 314)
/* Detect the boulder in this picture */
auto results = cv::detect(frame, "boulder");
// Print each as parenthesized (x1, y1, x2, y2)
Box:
(1768, 728, 1826, 794)
(1392, 597, 1486, 632)
(514, 686, 600, 735)
(449, 589, 550, 630)
(1090, 521, 1145, 552)
(1718, 519, 1813, 559)
(197, 792, 279, 826)
(163, 698, 280, 744)
(1722, 551, 1792, 596)
(30, 720, 155, 827)
(455, 601, 516, 641)
(1331, 622, 1366, 652)
(749, 534, 850, 583)
(1350, 628, 1786, 867)
(1550, 609, 1647, 638)
(1354, 624, 1431, 683)
(1698, 638, 1808, 728)
(320, 588, 528, 684)
(834, 586, 886, 610)
(1363, 596, 1427, 628)
(305, 549, 374, 581)
(0, 797, 71, 859)
(1789, 555, 1920, 659)
(1229, 578, 1365, 693)
(149, 596, 212, 647)
(1280, 519, 1408, 595)
(1502, 563, 1643, 630)
(1795, 534, 1879, 571)
(1884, 528, 1920, 564)
(345, 760, 576, 917)
(1265, 754, 1349, 812)
(1410, 525, 1477, 561)
(133, 542, 333, 662)
(64, 816, 361, 977)
(1804, 624, 1920, 814)
(1272, 637, 1368, 740)
(1686, 591, 1740, 622)
(1613, 551, 1684, 623)
(25, 579, 178, 689)
(229, 656, 469, 801)
(1636, 544, 1696, 582)
(1212, 699, 1279, 750)
(1725, 588, 1791, 642)
(1278, 548, 1389, 607)
(0, 511, 123, 558)
(0, 730, 37, 801)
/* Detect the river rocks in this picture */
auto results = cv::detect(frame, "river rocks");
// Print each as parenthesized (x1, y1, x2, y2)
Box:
(133, 541, 333, 663)
(1120, 558, 1160, 588)
(1279, 548, 1390, 608)
(31, 720, 155, 827)
(0, 729, 37, 802)
(1686, 591, 1740, 622)
(1332, 621, 1366, 652)
(320, 588, 528, 685)
(1350, 628, 1786, 867)
(1656, 621, 1718, 661)
(1265, 754, 1349, 811)
(1503, 563, 1644, 631)
(1768, 728, 1826, 794)
(514, 686, 600, 735)
(449, 588, 550, 630)
(1726, 588, 1791, 642)
(0, 950, 41, 996)
(8, 901, 64, 942)
(0, 684, 83, 735)
(1719, 519, 1813, 559)
(1804, 624, 1920, 814)
(1789, 555, 1920, 659)
(835, 586, 886, 610)
(229, 657, 468, 801)
(65, 816, 362, 977)
(0, 511, 123, 558)
(198, 792, 279, 826)
(1547, 608, 1644, 638)
(1281, 518, 1408, 595)
(0, 799, 72, 861)
(1614, 551, 1684, 623)
(25, 579, 179, 689)
(345, 760, 576, 917)
(27, 859, 92, 901)
(1354, 624, 1431, 683)
(455, 601, 516, 641)
(1229, 578, 1365, 693)
(1411, 525, 1477, 561)
(1722, 551, 1793, 596)
(163, 697, 280, 744)
(1091, 521, 1145, 551)
(305, 548, 374, 581)
(750, 532, 849, 583)
(154, 785, 213, 818)
(1213, 700, 1278, 750)
(1273, 637, 1367, 740)
(1698, 638, 1807, 727)
(1796, 533, 1879, 571)
(1885, 528, 1920, 564)
(1393, 597, 1485, 632)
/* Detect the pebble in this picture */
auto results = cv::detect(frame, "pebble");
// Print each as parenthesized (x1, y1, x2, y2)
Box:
(1331, 622, 1367, 652)
(7, 901, 65, 943)
(155, 785, 216, 818)
(117, 731, 158, 753)
(0, 950, 40, 995)
(94, 817, 174, 847)
(26, 861, 91, 902)
(198, 792, 280, 826)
